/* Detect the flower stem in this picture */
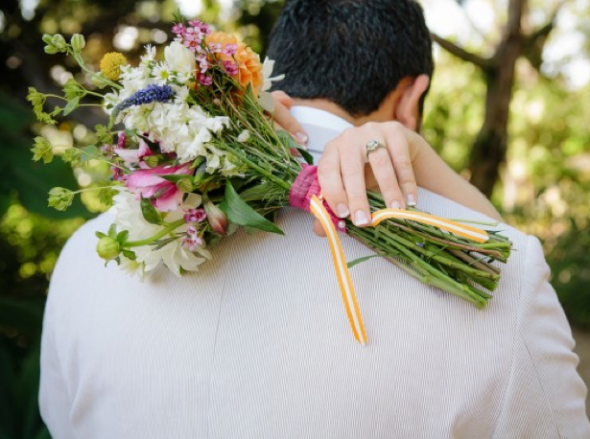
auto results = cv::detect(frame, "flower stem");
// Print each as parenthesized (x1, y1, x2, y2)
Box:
(125, 219, 185, 247)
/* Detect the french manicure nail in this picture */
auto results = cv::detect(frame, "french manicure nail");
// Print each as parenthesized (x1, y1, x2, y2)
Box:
(391, 201, 401, 209)
(296, 132, 309, 147)
(354, 210, 369, 226)
(407, 194, 417, 206)
(336, 203, 350, 218)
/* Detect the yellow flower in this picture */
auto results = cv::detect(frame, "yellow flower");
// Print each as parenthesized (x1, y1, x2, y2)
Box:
(100, 52, 128, 81)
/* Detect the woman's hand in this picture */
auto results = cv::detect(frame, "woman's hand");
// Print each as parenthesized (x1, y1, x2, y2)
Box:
(270, 91, 308, 147)
(318, 121, 421, 228)
(315, 121, 502, 236)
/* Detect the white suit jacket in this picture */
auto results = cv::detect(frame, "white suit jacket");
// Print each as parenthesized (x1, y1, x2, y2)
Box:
(40, 106, 590, 438)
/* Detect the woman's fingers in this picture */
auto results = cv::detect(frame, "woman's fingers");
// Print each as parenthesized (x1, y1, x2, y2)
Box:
(367, 145, 405, 209)
(271, 91, 308, 146)
(271, 90, 293, 108)
(340, 141, 371, 227)
(313, 218, 326, 237)
(317, 143, 350, 219)
(383, 123, 418, 206)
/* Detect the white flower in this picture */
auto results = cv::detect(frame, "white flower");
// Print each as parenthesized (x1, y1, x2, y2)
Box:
(152, 62, 172, 86)
(261, 57, 285, 93)
(119, 256, 146, 280)
(237, 130, 251, 143)
(258, 57, 285, 112)
(141, 44, 157, 65)
(110, 189, 209, 277)
(173, 85, 191, 104)
(165, 41, 197, 76)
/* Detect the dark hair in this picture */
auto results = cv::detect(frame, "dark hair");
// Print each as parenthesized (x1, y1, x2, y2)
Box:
(267, 0, 434, 117)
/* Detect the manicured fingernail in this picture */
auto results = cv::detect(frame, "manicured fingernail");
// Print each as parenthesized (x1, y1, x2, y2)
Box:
(296, 132, 309, 146)
(336, 203, 350, 218)
(354, 210, 369, 226)
(407, 194, 417, 206)
(391, 201, 401, 209)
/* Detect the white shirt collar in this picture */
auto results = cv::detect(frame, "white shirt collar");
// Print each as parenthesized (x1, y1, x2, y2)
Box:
(290, 105, 354, 163)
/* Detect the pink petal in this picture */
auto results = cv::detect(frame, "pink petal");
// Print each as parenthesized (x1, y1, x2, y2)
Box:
(153, 187, 184, 212)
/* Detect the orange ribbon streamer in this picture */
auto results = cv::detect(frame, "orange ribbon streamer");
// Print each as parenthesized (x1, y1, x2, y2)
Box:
(309, 195, 490, 346)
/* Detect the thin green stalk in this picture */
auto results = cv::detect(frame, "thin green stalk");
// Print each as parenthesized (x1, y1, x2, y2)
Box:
(126, 219, 185, 247)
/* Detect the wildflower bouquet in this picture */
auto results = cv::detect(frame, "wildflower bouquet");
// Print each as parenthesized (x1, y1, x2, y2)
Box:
(30, 19, 512, 344)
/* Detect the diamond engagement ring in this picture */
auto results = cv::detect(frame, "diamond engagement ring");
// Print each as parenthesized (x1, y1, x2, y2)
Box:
(366, 139, 386, 157)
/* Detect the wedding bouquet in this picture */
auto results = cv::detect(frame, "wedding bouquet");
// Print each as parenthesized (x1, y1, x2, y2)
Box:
(29, 19, 512, 344)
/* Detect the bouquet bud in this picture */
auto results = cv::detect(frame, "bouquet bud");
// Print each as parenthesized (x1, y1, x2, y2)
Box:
(70, 34, 86, 52)
(204, 200, 228, 235)
(51, 34, 68, 51)
(177, 178, 195, 193)
(47, 187, 75, 211)
(143, 155, 160, 168)
(96, 236, 120, 261)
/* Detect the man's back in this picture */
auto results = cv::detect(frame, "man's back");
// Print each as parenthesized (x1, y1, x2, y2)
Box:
(40, 114, 589, 438)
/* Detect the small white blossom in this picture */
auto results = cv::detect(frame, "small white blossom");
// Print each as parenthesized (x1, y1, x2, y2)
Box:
(237, 130, 251, 143)
(152, 62, 172, 86)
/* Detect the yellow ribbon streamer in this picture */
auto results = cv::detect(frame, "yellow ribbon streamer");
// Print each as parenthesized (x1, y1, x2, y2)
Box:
(309, 195, 490, 345)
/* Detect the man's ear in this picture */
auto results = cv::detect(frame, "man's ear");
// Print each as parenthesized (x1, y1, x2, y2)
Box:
(394, 74, 430, 131)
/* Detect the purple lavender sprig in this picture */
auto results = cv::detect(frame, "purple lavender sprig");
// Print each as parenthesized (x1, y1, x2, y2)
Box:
(110, 84, 174, 127)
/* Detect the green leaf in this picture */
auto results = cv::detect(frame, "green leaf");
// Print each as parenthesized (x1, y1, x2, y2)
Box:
(108, 223, 117, 239)
(80, 145, 100, 162)
(117, 230, 129, 244)
(296, 147, 314, 165)
(63, 96, 80, 116)
(347, 254, 383, 269)
(220, 181, 284, 235)
(140, 198, 163, 225)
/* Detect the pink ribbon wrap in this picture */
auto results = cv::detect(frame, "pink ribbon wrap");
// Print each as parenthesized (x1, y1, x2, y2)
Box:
(289, 164, 346, 232)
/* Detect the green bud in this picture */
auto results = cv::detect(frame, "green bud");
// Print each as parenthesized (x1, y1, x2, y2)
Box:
(177, 178, 195, 193)
(70, 34, 86, 52)
(31, 136, 54, 164)
(44, 45, 59, 55)
(143, 155, 160, 168)
(96, 236, 120, 261)
(47, 187, 75, 211)
(42, 34, 54, 45)
(193, 163, 208, 187)
(51, 34, 68, 51)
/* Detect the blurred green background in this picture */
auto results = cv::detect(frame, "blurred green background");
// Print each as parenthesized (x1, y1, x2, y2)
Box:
(1, 0, 589, 436)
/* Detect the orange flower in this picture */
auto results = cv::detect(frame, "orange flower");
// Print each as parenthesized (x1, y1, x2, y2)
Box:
(206, 32, 264, 95)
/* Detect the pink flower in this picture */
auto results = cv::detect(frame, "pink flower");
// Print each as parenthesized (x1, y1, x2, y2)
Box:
(198, 74, 213, 86)
(184, 208, 207, 224)
(197, 54, 209, 73)
(114, 138, 154, 168)
(223, 60, 239, 76)
(222, 43, 237, 56)
(209, 43, 222, 54)
(126, 163, 193, 212)
(182, 225, 203, 252)
(172, 23, 186, 36)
